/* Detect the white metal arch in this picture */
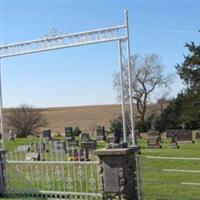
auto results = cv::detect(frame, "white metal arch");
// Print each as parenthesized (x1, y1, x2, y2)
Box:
(0, 10, 136, 149)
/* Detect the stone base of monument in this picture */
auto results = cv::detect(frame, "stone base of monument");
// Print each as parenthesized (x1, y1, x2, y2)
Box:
(107, 142, 128, 149)
(94, 147, 139, 200)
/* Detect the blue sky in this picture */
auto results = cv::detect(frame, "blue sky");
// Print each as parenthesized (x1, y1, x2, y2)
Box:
(0, 0, 200, 108)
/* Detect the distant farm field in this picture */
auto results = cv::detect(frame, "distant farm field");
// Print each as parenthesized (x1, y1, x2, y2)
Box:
(4, 104, 159, 136)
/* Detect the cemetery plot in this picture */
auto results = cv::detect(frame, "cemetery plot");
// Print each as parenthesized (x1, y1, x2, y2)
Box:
(170, 133, 179, 149)
(81, 141, 97, 151)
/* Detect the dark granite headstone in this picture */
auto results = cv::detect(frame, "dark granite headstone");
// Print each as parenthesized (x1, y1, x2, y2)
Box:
(195, 130, 200, 139)
(35, 143, 46, 152)
(68, 149, 85, 161)
(81, 132, 90, 142)
(96, 126, 106, 141)
(42, 129, 51, 140)
(176, 130, 194, 143)
(65, 127, 74, 139)
(147, 136, 161, 148)
(51, 141, 66, 153)
(66, 138, 78, 146)
(81, 141, 97, 151)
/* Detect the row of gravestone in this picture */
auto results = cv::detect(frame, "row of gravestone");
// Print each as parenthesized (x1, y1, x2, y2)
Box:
(16, 140, 97, 161)
(42, 126, 106, 142)
(147, 129, 199, 149)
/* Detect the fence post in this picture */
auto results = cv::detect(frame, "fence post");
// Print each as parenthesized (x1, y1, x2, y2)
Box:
(0, 150, 6, 197)
(95, 147, 139, 200)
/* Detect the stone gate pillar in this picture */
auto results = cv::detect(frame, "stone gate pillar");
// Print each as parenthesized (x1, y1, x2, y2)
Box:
(95, 147, 138, 200)
(0, 150, 6, 197)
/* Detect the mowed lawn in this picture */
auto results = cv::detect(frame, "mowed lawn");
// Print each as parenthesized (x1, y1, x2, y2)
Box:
(138, 136, 200, 200)
(3, 135, 200, 200)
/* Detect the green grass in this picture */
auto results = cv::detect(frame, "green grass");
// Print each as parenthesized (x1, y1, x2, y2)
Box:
(137, 137, 200, 200)
(3, 135, 200, 200)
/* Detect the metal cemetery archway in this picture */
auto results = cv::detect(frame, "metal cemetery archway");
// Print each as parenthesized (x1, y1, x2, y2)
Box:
(0, 10, 135, 149)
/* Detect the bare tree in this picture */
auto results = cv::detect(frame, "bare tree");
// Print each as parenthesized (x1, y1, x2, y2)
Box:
(156, 91, 170, 114)
(113, 54, 172, 122)
(6, 104, 48, 137)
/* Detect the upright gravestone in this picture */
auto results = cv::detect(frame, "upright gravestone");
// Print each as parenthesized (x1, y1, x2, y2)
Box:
(195, 130, 200, 139)
(35, 143, 46, 152)
(96, 126, 106, 141)
(66, 138, 78, 146)
(81, 140, 97, 151)
(51, 141, 66, 153)
(147, 136, 161, 149)
(165, 130, 176, 139)
(42, 129, 52, 140)
(176, 130, 194, 143)
(147, 130, 161, 141)
(65, 127, 74, 139)
(81, 132, 90, 142)
(170, 133, 179, 149)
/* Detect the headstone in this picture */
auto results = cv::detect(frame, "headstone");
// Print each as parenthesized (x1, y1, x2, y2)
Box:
(35, 143, 46, 152)
(148, 130, 161, 141)
(176, 129, 194, 143)
(165, 130, 176, 139)
(170, 133, 179, 149)
(65, 127, 74, 139)
(16, 145, 31, 152)
(81, 141, 97, 151)
(51, 141, 66, 153)
(195, 130, 200, 139)
(42, 129, 51, 140)
(96, 126, 106, 141)
(26, 152, 40, 161)
(147, 136, 161, 148)
(68, 149, 85, 161)
(81, 132, 90, 142)
(107, 134, 115, 144)
(65, 138, 78, 146)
